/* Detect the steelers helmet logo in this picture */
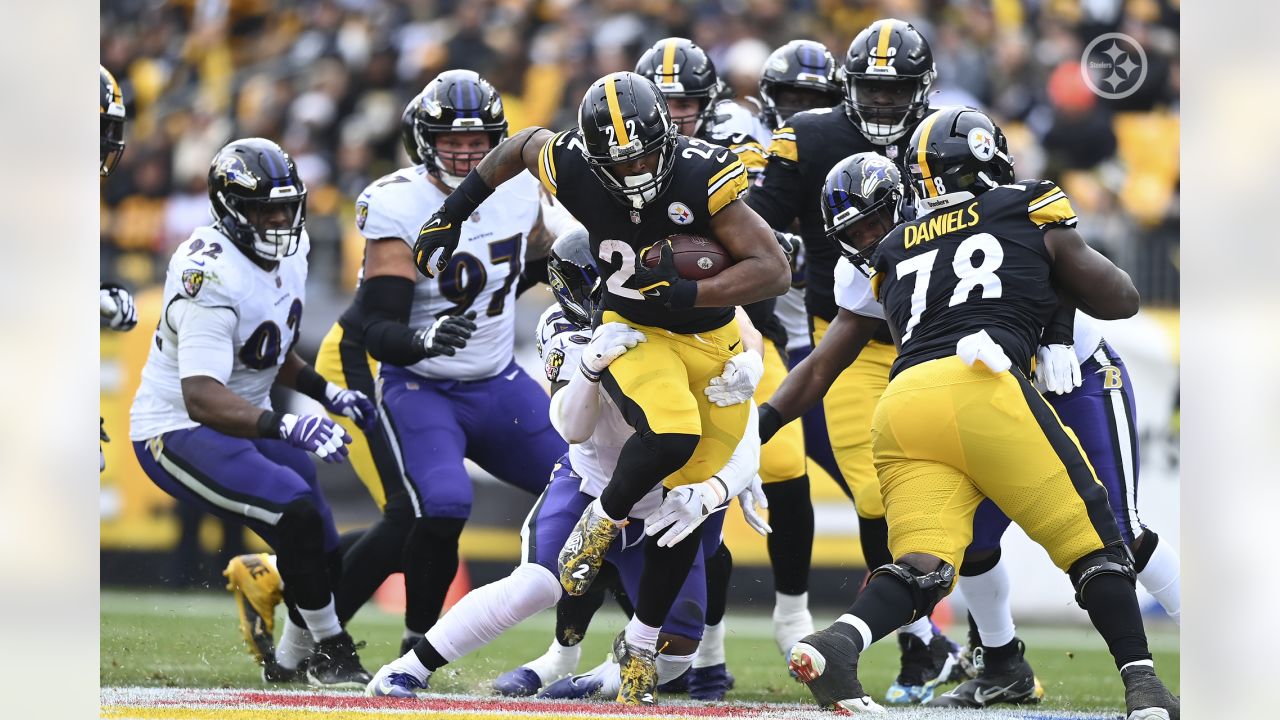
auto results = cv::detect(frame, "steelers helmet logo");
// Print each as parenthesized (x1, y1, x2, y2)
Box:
(967, 127, 995, 161)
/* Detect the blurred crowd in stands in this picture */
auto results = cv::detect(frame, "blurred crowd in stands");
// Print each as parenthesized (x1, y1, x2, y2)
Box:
(101, 0, 1180, 306)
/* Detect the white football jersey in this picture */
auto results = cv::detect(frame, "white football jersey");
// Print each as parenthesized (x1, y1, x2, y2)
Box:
(776, 286, 810, 351)
(130, 226, 309, 440)
(356, 167, 556, 380)
(535, 305, 662, 518)
(833, 256, 885, 320)
(1072, 311, 1104, 365)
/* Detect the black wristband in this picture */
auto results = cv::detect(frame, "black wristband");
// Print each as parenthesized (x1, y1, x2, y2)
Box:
(257, 410, 285, 439)
(667, 279, 698, 311)
(758, 402, 783, 444)
(295, 366, 329, 402)
(441, 170, 495, 221)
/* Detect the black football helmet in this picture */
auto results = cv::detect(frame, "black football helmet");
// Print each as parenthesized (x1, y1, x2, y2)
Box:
(100, 65, 126, 177)
(401, 69, 508, 187)
(634, 38, 727, 137)
(207, 138, 308, 262)
(547, 229, 601, 329)
(843, 19, 936, 145)
(759, 40, 842, 130)
(821, 152, 905, 276)
(907, 107, 1014, 212)
(578, 72, 678, 210)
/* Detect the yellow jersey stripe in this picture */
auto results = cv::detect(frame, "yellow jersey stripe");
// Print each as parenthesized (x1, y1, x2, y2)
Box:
(707, 160, 740, 188)
(708, 162, 748, 215)
(604, 76, 630, 146)
(875, 22, 894, 66)
(915, 111, 942, 197)
(1029, 196, 1078, 228)
(662, 39, 678, 79)
(536, 132, 561, 196)
(768, 128, 798, 162)
(1029, 186, 1063, 208)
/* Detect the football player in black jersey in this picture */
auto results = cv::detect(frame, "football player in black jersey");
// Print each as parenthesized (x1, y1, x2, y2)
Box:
(411, 71, 789, 704)
(748, 19, 964, 703)
(788, 107, 1178, 720)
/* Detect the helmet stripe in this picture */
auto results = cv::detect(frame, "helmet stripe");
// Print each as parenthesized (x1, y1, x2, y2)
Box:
(662, 39, 678, 80)
(915, 111, 942, 197)
(875, 22, 894, 67)
(603, 76, 631, 146)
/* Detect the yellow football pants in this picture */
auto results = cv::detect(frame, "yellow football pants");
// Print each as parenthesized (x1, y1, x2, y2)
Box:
(756, 338, 807, 485)
(315, 320, 400, 510)
(811, 316, 895, 519)
(600, 310, 749, 489)
(872, 356, 1119, 574)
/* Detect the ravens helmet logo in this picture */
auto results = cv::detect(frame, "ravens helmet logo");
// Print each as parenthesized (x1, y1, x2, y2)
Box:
(216, 156, 259, 191)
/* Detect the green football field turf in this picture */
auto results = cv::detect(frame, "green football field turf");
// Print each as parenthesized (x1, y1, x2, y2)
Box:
(101, 589, 1178, 713)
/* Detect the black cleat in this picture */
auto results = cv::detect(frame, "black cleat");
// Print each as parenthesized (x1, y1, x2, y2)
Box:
(1122, 664, 1179, 720)
(261, 652, 303, 683)
(928, 638, 1043, 708)
(884, 632, 963, 704)
(787, 626, 884, 713)
(305, 632, 373, 689)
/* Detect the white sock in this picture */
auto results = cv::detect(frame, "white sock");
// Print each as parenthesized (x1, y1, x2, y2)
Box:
(584, 657, 621, 697)
(524, 639, 582, 684)
(900, 616, 935, 645)
(694, 621, 726, 668)
(1121, 659, 1155, 672)
(835, 613, 874, 651)
(297, 597, 342, 641)
(426, 563, 562, 662)
(1136, 534, 1181, 626)
(657, 651, 696, 683)
(624, 616, 661, 653)
(959, 556, 1017, 647)
(774, 590, 809, 617)
(276, 615, 314, 670)
(392, 647, 432, 683)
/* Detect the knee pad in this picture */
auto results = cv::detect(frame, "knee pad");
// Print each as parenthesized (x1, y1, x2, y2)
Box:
(960, 547, 1002, 577)
(868, 561, 956, 622)
(274, 498, 327, 562)
(1069, 544, 1136, 609)
(1130, 530, 1159, 574)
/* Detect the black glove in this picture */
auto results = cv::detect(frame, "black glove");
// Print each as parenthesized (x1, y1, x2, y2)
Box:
(414, 311, 478, 358)
(624, 241, 697, 310)
(773, 230, 798, 263)
(414, 210, 463, 278)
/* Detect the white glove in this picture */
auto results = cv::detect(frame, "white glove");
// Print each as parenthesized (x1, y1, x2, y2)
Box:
(955, 330, 1011, 373)
(645, 478, 730, 548)
(100, 282, 137, 331)
(580, 322, 646, 381)
(738, 474, 771, 536)
(705, 350, 764, 407)
(1036, 344, 1082, 395)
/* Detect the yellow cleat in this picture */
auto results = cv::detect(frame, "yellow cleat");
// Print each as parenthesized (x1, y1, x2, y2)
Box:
(223, 553, 283, 662)
(613, 631, 657, 706)
(557, 502, 625, 596)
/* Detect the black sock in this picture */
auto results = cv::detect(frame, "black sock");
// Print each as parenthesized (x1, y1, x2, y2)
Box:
(597, 428, 698, 519)
(635, 524, 705, 627)
(844, 574, 916, 650)
(412, 637, 450, 672)
(858, 516, 892, 572)
(704, 543, 733, 627)
(984, 638, 1020, 665)
(967, 612, 981, 650)
(1131, 530, 1159, 573)
(1079, 573, 1152, 669)
(335, 512, 412, 623)
(762, 475, 813, 595)
(402, 517, 466, 634)
(555, 562, 618, 645)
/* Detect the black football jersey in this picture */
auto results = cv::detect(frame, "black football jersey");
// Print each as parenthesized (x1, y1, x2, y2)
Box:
(538, 129, 749, 333)
(747, 107, 915, 323)
(872, 180, 1078, 379)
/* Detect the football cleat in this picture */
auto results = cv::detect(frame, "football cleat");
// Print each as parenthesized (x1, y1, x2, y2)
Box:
(223, 553, 283, 662)
(493, 667, 544, 697)
(614, 631, 657, 706)
(366, 662, 429, 698)
(885, 632, 964, 704)
(656, 669, 689, 695)
(688, 663, 732, 701)
(1122, 665, 1179, 720)
(773, 606, 816, 657)
(538, 671, 607, 699)
(558, 503, 625, 596)
(788, 627, 884, 713)
(927, 639, 1044, 708)
(305, 632, 372, 689)
(261, 652, 302, 684)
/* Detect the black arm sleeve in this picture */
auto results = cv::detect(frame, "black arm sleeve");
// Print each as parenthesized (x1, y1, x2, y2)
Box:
(745, 157, 803, 231)
(517, 255, 549, 297)
(358, 275, 427, 366)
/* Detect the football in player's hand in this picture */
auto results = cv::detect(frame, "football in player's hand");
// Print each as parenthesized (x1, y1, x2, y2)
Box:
(642, 234, 731, 281)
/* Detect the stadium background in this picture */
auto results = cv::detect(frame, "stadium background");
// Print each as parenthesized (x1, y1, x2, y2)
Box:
(99, 0, 1180, 617)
